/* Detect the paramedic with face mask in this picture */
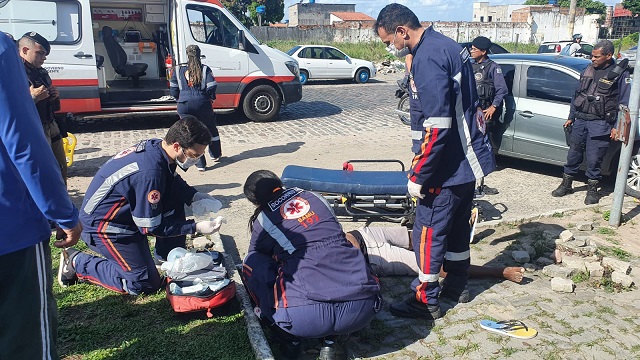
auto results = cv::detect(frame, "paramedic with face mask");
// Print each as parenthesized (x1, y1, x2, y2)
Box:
(57, 116, 225, 295)
(375, 3, 495, 321)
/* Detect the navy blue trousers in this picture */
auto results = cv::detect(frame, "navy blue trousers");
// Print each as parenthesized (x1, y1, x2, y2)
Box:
(242, 252, 379, 339)
(177, 99, 221, 168)
(411, 182, 474, 306)
(564, 118, 612, 180)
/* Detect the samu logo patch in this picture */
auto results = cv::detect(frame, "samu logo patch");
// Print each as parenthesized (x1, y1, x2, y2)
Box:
(280, 197, 310, 220)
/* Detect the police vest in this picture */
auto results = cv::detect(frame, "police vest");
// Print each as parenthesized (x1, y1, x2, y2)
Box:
(472, 60, 496, 109)
(573, 63, 624, 123)
(24, 63, 59, 125)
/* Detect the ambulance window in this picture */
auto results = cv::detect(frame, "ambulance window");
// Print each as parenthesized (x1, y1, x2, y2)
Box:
(186, 6, 240, 50)
(53, 1, 81, 44)
(0, 1, 57, 41)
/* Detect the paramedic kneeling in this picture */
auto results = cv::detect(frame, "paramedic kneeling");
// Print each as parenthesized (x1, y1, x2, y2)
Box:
(57, 116, 224, 295)
(240, 170, 381, 360)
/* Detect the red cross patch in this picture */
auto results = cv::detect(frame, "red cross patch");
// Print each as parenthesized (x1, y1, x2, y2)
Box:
(147, 190, 161, 204)
(280, 197, 310, 220)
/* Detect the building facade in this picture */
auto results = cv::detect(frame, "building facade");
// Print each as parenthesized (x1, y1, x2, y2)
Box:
(288, 2, 356, 27)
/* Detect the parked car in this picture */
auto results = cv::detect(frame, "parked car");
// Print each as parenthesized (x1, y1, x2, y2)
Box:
(618, 46, 637, 70)
(286, 45, 376, 85)
(488, 53, 640, 197)
(538, 41, 593, 59)
(459, 42, 509, 54)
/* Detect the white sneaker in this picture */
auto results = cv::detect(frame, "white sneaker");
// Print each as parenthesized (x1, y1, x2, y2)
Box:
(58, 248, 79, 287)
(196, 166, 205, 172)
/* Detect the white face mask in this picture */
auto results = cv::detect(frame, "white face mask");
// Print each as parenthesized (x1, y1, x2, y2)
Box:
(176, 147, 201, 170)
(386, 29, 411, 58)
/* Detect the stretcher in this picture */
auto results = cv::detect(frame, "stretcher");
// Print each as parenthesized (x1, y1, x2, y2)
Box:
(281, 160, 415, 222)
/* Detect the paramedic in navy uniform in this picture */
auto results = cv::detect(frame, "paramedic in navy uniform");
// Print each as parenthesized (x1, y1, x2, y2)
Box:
(241, 170, 381, 359)
(57, 116, 224, 295)
(170, 44, 221, 172)
(374, 4, 495, 320)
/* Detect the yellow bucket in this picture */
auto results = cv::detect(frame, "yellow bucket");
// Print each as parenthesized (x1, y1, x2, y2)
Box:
(62, 133, 77, 167)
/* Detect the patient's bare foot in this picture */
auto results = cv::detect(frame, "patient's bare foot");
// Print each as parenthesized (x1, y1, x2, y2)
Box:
(503, 267, 525, 283)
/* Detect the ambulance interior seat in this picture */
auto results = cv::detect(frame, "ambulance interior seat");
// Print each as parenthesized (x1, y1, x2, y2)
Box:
(102, 26, 148, 87)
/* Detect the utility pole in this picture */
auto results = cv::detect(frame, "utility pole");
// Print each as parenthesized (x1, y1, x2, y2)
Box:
(568, 0, 577, 37)
(610, 39, 640, 227)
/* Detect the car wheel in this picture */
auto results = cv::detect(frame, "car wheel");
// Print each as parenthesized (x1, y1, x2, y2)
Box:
(625, 153, 640, 198)
(355, 68, 370, 83)
(397, 94, 410, 125)
(242, 84, 281, 122)
(299, 70, 309, 85)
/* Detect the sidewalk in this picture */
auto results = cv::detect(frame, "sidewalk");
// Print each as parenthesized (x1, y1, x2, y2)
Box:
(238, 199, 640, 359)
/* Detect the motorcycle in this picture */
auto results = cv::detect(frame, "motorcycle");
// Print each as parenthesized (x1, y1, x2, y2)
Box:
(395, 77, 410, 126)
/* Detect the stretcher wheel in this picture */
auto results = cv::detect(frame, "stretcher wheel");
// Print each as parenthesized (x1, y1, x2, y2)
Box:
(62, 133, 77, 167)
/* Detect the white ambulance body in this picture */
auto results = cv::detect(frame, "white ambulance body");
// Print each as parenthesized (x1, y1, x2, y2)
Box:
(0, 0, 302, 122)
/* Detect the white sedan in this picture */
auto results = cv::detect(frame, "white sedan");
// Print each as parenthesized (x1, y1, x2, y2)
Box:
(286, 45, 376, 84)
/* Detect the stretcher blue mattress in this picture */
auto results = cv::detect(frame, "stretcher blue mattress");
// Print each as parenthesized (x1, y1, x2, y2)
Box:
(281, 165, 409, 196)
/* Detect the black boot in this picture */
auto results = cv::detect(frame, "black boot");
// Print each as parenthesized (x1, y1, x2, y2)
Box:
(585, 179, 599, 205)
(551, 173, 574, 197)
(440, 284, 470, 303)
(389, 297, 441, 320)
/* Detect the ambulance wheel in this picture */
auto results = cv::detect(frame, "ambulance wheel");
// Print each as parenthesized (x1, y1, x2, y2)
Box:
(299, 70, 309, 85)
(243, 85, 281, 122)
(626, 153, 640, 199)
(355, 68, 370, 83)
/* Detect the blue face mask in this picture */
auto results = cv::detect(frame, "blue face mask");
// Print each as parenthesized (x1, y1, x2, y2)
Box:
(176, 148, 201, 170)
(386, 29, 411, 58)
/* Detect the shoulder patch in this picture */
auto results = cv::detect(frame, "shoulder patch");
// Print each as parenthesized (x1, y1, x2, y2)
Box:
(495, 67, 502, 74)
(148, 190, 161, 204)
(280, 197, 310, 220)
(268, 188, 302, 212)
(135, 140, 147, 153)
(113, 146, 136, 159)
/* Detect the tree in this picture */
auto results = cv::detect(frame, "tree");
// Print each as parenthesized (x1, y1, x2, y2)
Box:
(622, 0, 640, 16)
(221, 0, 252, 27)
(523, 0, 606, 15)
(247, 0, 285, 25)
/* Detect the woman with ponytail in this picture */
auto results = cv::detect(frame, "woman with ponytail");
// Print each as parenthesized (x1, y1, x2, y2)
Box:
(240, 170, 381, 359)
(169, 44, 222, 171)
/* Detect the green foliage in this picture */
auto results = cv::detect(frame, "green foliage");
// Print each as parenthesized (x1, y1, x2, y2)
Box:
(221, 0, 252, 27)
(523, 0, 606, 14)
(597, 227, 616, 236)
(613, 32, 640, 53)
(603, 210, 610, 221)
(496, 42, 540, 54)
(623, 0, 640, 15)
(572, 271, 590, 283)
(598, 245, 632, 261)
(248, 0, 285, 26)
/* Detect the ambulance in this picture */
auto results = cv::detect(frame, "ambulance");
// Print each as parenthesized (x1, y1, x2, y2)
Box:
(0, 0, 302, 122)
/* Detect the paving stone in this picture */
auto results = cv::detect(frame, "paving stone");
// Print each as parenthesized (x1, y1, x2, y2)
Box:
(542, 264, 575, 278)
(611, 271, 634, 288)
(602, 257, 631, 274)
(576, 222, 593, 231)
(585, 261, 605, 278)
(559, 229, 575, 242)
(567, 237, 587, 247)
(551, 277, 575, 292)
(562, 255, 587, 272)
(512, 250, 530, 263)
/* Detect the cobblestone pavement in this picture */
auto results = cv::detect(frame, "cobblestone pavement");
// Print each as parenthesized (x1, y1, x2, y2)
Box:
(65, 73, 640, 360)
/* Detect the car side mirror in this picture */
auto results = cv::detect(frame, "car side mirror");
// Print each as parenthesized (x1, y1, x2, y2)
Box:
(346, 56, 352, 63)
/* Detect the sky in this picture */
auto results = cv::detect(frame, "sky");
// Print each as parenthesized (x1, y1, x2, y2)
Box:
(283, 0, 622, 22)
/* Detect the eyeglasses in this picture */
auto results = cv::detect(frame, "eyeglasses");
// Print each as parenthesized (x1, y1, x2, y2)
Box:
(181, 147, 203, 160)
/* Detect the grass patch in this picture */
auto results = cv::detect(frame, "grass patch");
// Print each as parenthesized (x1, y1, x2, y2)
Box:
(631, 344, 640, 353)
(596, 306, 616, 315)
(500, 347, 519, 356)
(597, 227, 616, 236)
(567, 222, 576, 228)
(552, 212, 564, 218)
(598, 245, 632, 261)
(454, 343, 480, 357)
(572, 271, 590, 284)
(603, 210, 610, 221)
(51, 242, 252, 360)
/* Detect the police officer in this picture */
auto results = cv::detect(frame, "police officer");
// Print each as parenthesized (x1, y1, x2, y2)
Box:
(552, 40, 631, 204)
(57, 117, 225, 295)
(470, 36, 507, 122)
(375, 4, 495, 320)
(18, 32, 68, 183)
(568, 34, 583, 57)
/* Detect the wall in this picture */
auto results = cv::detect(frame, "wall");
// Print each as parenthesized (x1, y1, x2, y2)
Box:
(288, 3, 355, 27)
(529, 12, 600, 43)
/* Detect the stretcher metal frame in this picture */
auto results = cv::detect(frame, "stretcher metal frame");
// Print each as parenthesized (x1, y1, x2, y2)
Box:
(281, 160, 415, 222)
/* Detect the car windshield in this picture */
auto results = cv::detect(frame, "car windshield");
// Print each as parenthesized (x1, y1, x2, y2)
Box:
(538, 44, 559, 53)
(286, 46, 301, 56)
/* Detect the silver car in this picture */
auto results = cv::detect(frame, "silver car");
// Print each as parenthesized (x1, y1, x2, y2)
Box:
(617, 46, 636, 69)
(489, 54, 640, 197)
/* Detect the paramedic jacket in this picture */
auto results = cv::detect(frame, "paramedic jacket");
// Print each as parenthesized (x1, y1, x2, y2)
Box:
(248, 188, 380, 309)
(169, 64, 217, 104)
(79, 139, 197, 242)
(0, 34, 78, 256)
(408, 26, 496, 188)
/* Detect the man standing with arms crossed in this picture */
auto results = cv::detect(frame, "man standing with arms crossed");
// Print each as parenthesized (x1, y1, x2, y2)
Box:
(374, 4, 495, 320)
(0, 32, 81, 360)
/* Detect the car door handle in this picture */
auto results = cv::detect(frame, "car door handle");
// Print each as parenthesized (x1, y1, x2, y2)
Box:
(74, 52, 93, 59)
(519, 111, 534, 118)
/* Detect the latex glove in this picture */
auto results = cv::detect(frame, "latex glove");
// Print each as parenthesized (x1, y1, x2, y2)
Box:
(195, 216, 226, 234)
(407, 180, 424, 199)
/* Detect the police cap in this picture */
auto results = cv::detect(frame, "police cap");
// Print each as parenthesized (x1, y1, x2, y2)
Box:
(472, 36, 492, 51)
(21, 31, 50, 55)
